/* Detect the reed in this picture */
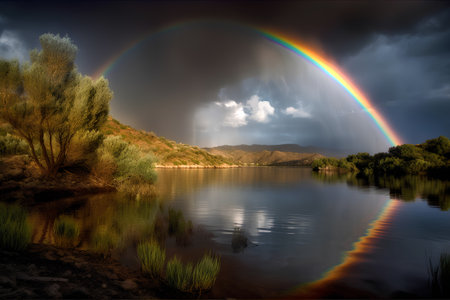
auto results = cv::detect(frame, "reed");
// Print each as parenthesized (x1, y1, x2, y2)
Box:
(0, 203, 31, 251)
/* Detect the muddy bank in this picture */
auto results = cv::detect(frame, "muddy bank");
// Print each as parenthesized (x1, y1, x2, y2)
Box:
(0, 155, 115, 203)
(0, 244, 162, 299)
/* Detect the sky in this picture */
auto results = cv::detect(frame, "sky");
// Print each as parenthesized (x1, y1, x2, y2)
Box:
(0, 0, 449, 153)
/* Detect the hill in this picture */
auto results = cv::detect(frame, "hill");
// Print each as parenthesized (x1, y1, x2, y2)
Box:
(204, 147, 324, 166)
(204, 144, 346, 157)
(102, 118, 236, 168)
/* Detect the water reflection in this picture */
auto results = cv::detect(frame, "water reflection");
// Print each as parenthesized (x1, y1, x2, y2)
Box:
(312, 172, 450, 210)
(20, 167, 450, 297)
(157, 168, 390, 287)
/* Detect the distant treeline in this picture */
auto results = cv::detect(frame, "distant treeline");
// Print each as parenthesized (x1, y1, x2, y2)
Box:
(312, 136, 450, 178)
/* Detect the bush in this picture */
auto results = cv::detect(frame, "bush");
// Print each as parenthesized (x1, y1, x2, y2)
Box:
(137, 240, 166, 278)
(192, 253, 221, 293)
(166, 256, 193, 292)
(53, 215, 80, 248)
(97, 136, 157, 184)
(0, 133, 28, 155)
(0, 203, 31, 251)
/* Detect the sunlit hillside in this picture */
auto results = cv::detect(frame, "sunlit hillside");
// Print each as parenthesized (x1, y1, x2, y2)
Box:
(102, 117, 237, 167)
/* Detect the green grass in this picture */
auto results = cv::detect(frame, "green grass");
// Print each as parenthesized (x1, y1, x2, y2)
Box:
(0, 203, 31, 251)
(90, 228, 119, 257)
(53, 215, 80, 248)
(137, 240, 166, 278)
(166, 256, 193, 292)
(192, 253, 221, 293)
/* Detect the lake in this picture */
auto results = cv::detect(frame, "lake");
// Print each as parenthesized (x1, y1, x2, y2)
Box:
(27, 167, 450, 298)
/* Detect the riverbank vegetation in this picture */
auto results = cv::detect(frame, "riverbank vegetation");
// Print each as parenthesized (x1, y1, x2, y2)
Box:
(137, 239, 221, 295)
(0, 203, 31, 251)
(312, 136, 450, 178)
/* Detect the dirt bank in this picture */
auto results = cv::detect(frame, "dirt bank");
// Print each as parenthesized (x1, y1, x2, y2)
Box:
(0, 155, 115, 203)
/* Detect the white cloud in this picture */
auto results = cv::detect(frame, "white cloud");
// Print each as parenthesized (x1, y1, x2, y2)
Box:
(216, 100, 248, 127)
(283, 106, 311, 118)
(246, 94, 275, 123)
(0, 30, 27, 61)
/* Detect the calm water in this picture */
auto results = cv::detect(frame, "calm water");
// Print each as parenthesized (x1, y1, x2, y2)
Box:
(26, 167, 450, 297)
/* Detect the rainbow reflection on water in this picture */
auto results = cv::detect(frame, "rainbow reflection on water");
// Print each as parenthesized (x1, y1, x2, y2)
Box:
(290, 198, 401, 298)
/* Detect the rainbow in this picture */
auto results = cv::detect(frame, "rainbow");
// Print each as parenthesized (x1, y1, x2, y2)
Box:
(291, 198, 401, 298)
(93, 22, 403, 146)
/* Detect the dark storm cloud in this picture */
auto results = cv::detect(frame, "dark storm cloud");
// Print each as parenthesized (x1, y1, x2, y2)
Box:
(0, 1, 449, 151)
(342, 10, 450, 144)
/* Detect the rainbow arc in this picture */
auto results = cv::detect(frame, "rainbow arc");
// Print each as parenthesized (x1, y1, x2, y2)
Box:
(92, 22, 403, 146)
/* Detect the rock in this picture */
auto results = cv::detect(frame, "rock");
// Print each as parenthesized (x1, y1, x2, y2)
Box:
(120, 279, 137, 291)
(45, 283, 62, 298)
(62, 270, 72, 277)
(101, 283, 107, 288)
(16, 272, 69, 282)
(27, 264, 38, 275)
(65, 287, 90, 298)
(74, 262, 88, 269)
(101, 271, 118, 280)
(0, 276, 16, 288)
(44, 252, 58, 261)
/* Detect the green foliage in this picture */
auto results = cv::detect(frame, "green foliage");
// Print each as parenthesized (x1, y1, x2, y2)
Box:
(313, 136, 449, 178)
(165, 253, 221, 294)
(0, 203, 31, 251)
(0, 33, 112, 176)
(137, 240, 166, 278)
(98, 135, 157, 184)
(166, 256, 194, 292)
(192, 253, 221, 293)
(422, 136, 450, 158)
(168, 207, 192, 245)
(90, 228, 119, 257)
(53, 215, 80, 247)
(0, 133, 28, 155)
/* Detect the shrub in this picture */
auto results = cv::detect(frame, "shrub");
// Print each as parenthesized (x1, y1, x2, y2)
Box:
(53, 215, 80, 248)
(137, 240, 166, 278)
(166, 256, 193, 292)
(0, 133, 28, 155)
(0, 203, 31, 251)
(97, 136, 157, 184)
(192, 253, 221, 293)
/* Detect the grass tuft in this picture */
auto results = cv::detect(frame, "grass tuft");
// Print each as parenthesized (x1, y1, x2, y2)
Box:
(166, 256, 193, 292)
(53, 215, 80, 248)
(90, 227, 119, 257)
(0, 203, 31, 251)
(429, 252, 450, 297)
(137, 240, 166, 278)
(192, 252, 221, 294)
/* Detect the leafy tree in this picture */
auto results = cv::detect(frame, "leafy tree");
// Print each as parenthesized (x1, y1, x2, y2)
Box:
(0, 34, 112, 176)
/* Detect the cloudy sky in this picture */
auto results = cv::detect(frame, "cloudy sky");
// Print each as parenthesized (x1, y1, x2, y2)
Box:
(0, 0, 449, 153)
